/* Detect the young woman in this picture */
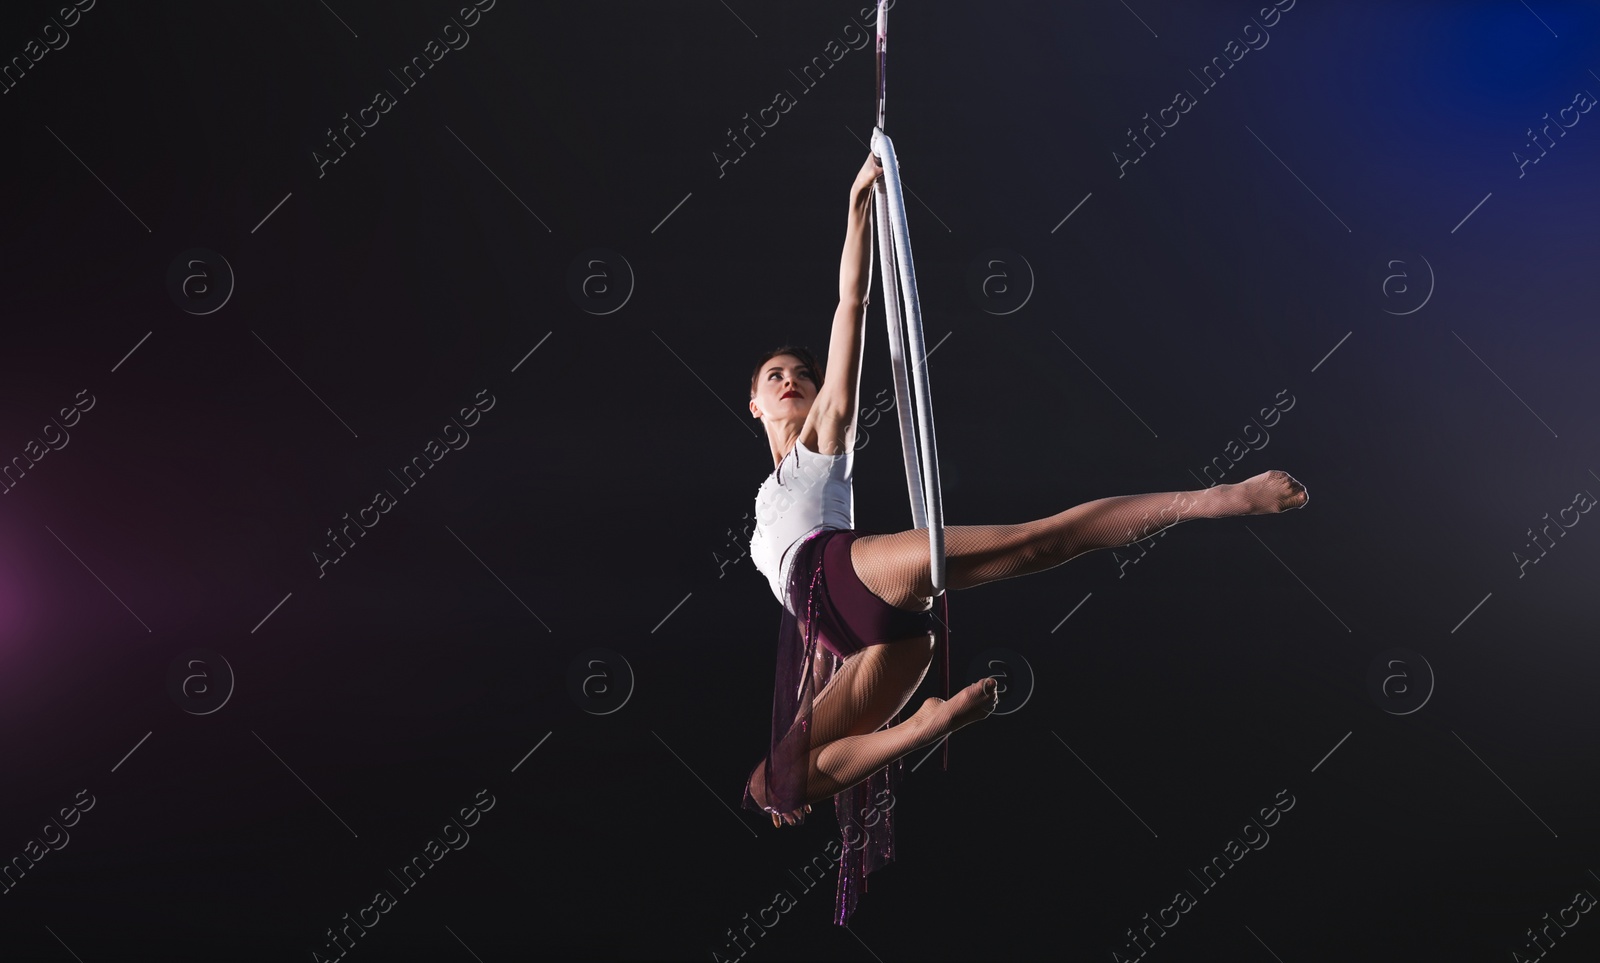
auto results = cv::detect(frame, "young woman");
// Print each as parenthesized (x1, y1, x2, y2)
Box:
(742, 153, 1307, 922)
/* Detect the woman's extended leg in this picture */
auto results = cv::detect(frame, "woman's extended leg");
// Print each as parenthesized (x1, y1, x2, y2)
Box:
(851, 470, 1308, 608)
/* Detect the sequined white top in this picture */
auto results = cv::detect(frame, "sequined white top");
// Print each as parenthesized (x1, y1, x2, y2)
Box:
(749, 439, 854, 612)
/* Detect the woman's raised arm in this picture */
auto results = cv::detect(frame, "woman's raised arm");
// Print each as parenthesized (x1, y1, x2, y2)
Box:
(813, 153, 883, 426)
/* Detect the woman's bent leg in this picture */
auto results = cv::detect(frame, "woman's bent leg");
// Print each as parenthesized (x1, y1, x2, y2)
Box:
(751, 633, 999, 820)
(748, 634, 932, 822)
(807, 634, 933, 746)
(800, 674, 998, 805)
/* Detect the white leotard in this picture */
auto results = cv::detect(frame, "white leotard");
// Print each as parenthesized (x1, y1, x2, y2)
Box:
(749, 438, 854, 611)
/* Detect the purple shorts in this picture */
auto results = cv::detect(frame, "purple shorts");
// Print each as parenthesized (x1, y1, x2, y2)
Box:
(790, 528, 936, 659)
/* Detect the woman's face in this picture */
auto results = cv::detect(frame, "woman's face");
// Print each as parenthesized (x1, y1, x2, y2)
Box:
(750, 354, 818, 422)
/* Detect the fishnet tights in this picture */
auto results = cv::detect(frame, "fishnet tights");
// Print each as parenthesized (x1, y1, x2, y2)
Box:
(752, 486, 1223, 816)
(748, 632, 937, 814)
(850, 487, 1215, 609)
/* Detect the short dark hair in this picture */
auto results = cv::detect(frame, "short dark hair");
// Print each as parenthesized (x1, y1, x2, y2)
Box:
(749, 345, 822, 399)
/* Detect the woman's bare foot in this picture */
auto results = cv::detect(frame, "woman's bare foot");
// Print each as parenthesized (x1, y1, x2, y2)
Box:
(750, 762, 811, 827)
(925, 677, 999, 733)
(1215, 470, 1307, 516)
(772, 803, 811, 828)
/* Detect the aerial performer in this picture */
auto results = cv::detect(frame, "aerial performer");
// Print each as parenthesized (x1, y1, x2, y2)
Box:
(739, 150, 1308, 924)
(738, 1, 1307, 927)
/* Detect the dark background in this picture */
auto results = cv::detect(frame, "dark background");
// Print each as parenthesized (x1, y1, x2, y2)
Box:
(0, 0, 1597, 959)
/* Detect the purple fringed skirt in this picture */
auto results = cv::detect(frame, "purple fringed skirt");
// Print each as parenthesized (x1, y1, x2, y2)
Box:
(742, 526, 951, 925)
